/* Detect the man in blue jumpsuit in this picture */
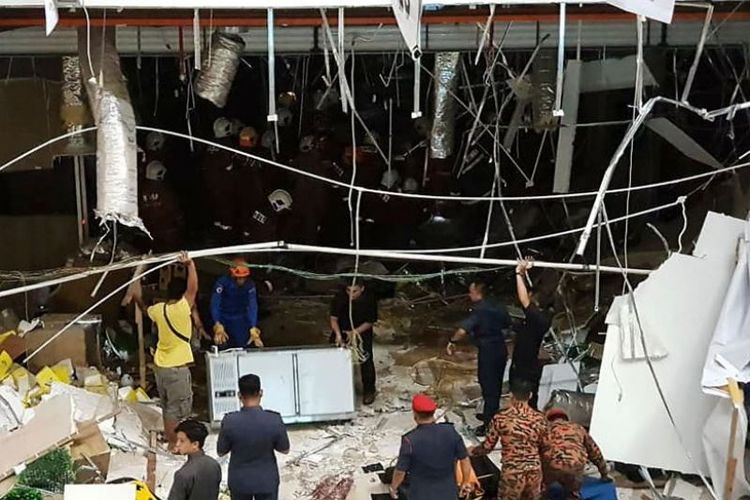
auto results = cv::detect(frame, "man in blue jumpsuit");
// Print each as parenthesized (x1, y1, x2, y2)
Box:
(211, 258, 263, 349)
(390, 394, 473, 500)
(447, 281, 511, 436)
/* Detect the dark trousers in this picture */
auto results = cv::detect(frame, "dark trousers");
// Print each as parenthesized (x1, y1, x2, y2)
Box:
(478, 341, 508, 425)
(330, 330, 376, 395)
(231, 492, 278, 500)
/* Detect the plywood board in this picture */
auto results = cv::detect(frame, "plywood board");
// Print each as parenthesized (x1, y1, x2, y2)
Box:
(0, 394, 76, 479)
(590, 212, 745, 475)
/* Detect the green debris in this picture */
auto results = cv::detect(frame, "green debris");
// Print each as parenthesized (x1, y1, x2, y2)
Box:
(4, 486, 43, 500)
(17, 448, 75, 494)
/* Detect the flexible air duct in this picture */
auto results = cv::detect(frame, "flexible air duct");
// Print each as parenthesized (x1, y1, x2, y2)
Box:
(78, 28, 145, 233)
(429, 52, 461, 159)
(531, 49, 558, 130)
(195, 31, 245, 108)
(60, 55, 89, 151)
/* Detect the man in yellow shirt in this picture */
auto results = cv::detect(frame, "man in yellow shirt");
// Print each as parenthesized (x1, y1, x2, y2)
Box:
(136, 252, 198, 448)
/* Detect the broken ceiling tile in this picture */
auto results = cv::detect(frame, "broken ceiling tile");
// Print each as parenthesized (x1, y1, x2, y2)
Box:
(579, 55, 658, 94)
(647, 117, 722, 170)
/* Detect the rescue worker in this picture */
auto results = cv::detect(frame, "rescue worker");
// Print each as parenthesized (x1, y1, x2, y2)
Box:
(134, 252, 197, 448)
(510, 258, 551, 409)
(446, 281, 512, 435)
(543, 408, 610, 500)
(470, 380, 547, 500)
(329, 281, 378, 404)
(211, 258, 263, 349)
(390, 394, 473, 500)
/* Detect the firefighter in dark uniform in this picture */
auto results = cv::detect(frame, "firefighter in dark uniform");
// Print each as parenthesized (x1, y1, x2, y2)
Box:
(390, 394, 474, 500)
(447, 281, 512, 436)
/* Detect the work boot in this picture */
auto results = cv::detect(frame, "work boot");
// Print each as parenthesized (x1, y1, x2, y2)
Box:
(474, 424, 487, 437)
(363, 392, 376, 405)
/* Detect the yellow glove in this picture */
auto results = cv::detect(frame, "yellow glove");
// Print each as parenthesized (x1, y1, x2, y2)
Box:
(213, 323, 228, 345)
(249, 327, 264, 347)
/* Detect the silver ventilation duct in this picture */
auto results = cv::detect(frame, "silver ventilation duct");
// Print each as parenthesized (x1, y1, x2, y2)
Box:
(429, 52, 461, 160)
(195, 31, 245, 108)
(531, 49, 558, 130)
(60, 55, 90, 151)
(78, 28, 145, 233)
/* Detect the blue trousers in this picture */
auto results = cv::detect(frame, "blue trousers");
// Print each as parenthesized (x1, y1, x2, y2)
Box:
(222, 315, 250, 348)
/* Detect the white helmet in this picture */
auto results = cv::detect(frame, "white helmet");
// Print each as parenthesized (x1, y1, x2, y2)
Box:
(414, 116, 432, 138)
(299, 135, 316, 153)
(276, 108, 293, 128)
(268, 189, 293, 212)
(380, 169, 401, 189)
(213, 117, 233, 139)
(261, 129, 276, 150)
(403, 177, 419, 193)
(230, 118, 245, 136)
(145, 160, 167, 181)
(145, 131, 165, 152)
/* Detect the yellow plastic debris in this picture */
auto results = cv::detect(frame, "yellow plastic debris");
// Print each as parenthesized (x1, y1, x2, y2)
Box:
(0, 330, 15, 344)
(133, 479, 157, 500)
(36, 366, 63, 393)
(125, 387, 151, 402)
(0, 351, 12, 380)
(50, 365, 71, 385)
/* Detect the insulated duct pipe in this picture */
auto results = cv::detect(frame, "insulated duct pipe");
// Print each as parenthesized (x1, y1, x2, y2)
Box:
(60, 55, 89, 152)
(78, 28, 145, 232)
(429, 51, 461, 159)
(531, 49, 558, 129)
(195, 30, 245, 108)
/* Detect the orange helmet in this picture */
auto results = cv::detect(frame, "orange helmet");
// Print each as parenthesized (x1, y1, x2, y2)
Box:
(239, 127, 258, 149)
(230, 258, 251, 278)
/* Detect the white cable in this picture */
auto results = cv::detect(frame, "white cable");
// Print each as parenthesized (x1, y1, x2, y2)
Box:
(677, 196, 689, 253)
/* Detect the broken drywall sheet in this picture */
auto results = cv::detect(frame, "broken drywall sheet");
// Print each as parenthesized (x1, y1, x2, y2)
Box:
(607, 296, 668, 362)
(579, 55, 658, 94)
(702, 236, 750, 393)
(605, 0, 675, 25)
(591, 212, 745, 475)
(553, 59, 582, 194)
(647, 118, 723, 170)
(702, 398, 750, 500)
(64, 483, 136, 500)
(0, 394, 76, 479)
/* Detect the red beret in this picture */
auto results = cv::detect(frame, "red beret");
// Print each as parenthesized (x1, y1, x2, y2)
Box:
(412, 394, 437, 413)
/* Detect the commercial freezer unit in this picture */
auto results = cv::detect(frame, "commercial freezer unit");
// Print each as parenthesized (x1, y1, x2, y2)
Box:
(206, 345, 357, 425)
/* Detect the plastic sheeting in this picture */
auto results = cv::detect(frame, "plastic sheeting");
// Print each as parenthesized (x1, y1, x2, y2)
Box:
(78, 28, 144, 232)
(195, 31, 245, 108)
(429, 52, 460, 159)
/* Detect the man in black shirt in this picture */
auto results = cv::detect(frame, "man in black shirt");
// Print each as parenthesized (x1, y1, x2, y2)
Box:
(447, 281, 512, 436)
(329, 281, 378, 404)
(510, 257, 551, 409)
(168, 419, 221, 500)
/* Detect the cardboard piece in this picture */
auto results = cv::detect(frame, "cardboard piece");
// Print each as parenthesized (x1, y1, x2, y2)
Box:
(71, 421, 111, 483)
(64, 483, 136, 500)
(591, 212, 746, 475)
(0, 394, 76, 480)
(24, 314, 101, 373)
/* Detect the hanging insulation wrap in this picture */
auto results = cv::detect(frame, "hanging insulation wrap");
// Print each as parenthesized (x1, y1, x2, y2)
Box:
(430, 52, 460, 159)
(195, 31, 245, 108)
(531, 49, 558, 129)
(78, 28, 146, 233)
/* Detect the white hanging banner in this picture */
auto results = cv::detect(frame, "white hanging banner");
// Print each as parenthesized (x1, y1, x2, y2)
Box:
(391, 0, 423, 60)
(605, 0, 675, 24)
